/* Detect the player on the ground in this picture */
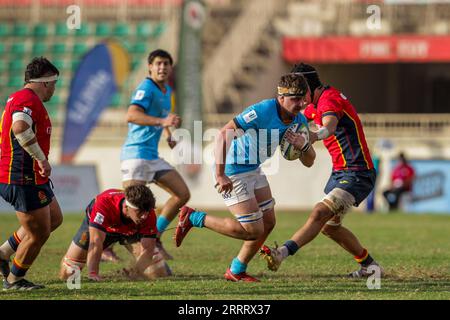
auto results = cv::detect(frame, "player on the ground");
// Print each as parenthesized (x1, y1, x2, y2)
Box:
(59, 185, 171, 281)
(174, 73, 316, 282)
(260, 63, 383, 278)
(0, 57, 63, 290)
(118, 49, 190, 261)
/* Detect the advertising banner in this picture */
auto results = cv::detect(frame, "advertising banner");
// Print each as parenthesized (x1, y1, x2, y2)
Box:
(0, 165, 100, 213)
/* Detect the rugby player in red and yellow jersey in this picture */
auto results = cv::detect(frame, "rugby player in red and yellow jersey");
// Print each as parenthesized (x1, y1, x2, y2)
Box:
(59, 185, 171, 282)
(261, 63, 383, 278)
(0, 57, 63, 290)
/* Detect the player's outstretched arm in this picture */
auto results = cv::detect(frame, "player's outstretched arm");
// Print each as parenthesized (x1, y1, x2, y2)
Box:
(86, 227, 106, 281)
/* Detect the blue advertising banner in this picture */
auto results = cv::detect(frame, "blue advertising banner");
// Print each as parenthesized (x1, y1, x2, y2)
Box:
(61, 40, 129, 163)
(402, 160, 450, 214)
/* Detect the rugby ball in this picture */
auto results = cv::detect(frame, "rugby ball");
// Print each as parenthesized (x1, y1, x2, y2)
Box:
(280, 123, 310, 160)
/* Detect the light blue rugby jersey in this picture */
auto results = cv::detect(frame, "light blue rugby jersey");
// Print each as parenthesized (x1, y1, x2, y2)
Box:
(121, 78, 172, 161)
(225, 98, 308, 176)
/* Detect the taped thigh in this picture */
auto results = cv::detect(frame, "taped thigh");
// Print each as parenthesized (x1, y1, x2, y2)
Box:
(258, 198, 275, 212)
(234, 210, 263, 224)
(62, 256, 86, 271)
(321, 188, 355, 225)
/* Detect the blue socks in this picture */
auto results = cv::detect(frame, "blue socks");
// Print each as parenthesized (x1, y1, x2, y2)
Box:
(157, 216, 170, 233)
(230, 257, 247, 275)
(284, 240, 300, 256)
(189, 211, 206, 228)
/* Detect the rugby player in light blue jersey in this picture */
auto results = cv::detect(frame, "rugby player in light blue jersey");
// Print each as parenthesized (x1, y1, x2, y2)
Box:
(174, 73, 316, 282)
(116, 49, 190, 261)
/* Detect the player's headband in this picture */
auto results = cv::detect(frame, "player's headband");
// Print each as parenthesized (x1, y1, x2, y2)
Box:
(277, 86, 307, 97)
(291, 71, 317, 75)
(28, 74, 59, 83)
(125, 199, 139, 210)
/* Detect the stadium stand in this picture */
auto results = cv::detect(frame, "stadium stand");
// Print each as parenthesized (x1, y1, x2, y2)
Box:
(0, 0, 178, 123)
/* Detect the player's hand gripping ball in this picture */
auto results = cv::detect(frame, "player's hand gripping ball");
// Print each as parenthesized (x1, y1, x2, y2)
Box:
(280, 123, 310, 160)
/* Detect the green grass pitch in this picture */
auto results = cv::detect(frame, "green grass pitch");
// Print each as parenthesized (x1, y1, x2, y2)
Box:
(0, 211, 449, 300)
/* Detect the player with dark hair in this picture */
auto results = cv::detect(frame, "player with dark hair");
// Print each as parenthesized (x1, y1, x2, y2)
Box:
(174, 73, 316, 282)
(260, 63, 383, 278)
(0, 57, 62, 290)
(59, 185, 171, 281)
(116, 49, 190, 262)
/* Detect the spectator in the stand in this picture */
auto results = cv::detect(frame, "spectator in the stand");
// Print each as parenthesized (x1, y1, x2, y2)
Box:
(383, 152, 415, 211)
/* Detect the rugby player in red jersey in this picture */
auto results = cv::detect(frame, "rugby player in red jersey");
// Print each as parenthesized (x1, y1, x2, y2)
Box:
(59, 185, 171, 281)
(0, 57, 63, 290)
(261, 63, 383, 278)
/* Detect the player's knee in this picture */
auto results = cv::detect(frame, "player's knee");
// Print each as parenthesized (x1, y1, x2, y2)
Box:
(173, 189, 190, 206)
(321, 224, 339, 238)
(310, 205, 333, 224)
(178, 189, 191, 205)
(245, 228, 264, 240)
(30, 228, 51, 245)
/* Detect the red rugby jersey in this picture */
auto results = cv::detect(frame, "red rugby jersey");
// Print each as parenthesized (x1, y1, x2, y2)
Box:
(304, 87, 374, 171)
(0, 88, 52, 185)
(87, 189, 157, 237)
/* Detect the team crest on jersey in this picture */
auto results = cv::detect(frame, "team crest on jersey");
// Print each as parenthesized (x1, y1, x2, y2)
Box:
(38, 191, 48, 204)
(94, 212, 105, 225)
(134, 90, 145, 101)
(23, 107, 32, 116)
(243, 110, 257, 124)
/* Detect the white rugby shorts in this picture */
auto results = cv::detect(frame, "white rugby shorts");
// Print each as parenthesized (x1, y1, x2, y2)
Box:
(216, 168, 269, 207)
(121, 158, 174, 183)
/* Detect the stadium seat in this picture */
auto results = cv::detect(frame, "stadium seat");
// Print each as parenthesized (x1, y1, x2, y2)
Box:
(0, 24, 9, 37)
(55, 22, 69, 36)
(110, 93, 123, 108)
(9, 60, 24, 72)
(132, 43, 147, 54)
(113, 23, 129, 36)
(132, 58, 142, 70)
(151, 22, 165, 38)
(13, 23, 29, 37)
(0, 43, 5, 55)
(75, 23, 90, 37)
(11, 43, 27, 56)
(0, 60, 6, 73)
(52, 59, 67, 71)
(136, 22, 151, 37)
(52, 42, 67, 55)
(32, 43, 47, 56)
(73, 43, 88, 56)
(33, 23, 49, 37)
(56, 77, 64, 88)
(95, 22, 111, 37)
(71, 60, 80, 72)
(8, 76, 24, 88)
